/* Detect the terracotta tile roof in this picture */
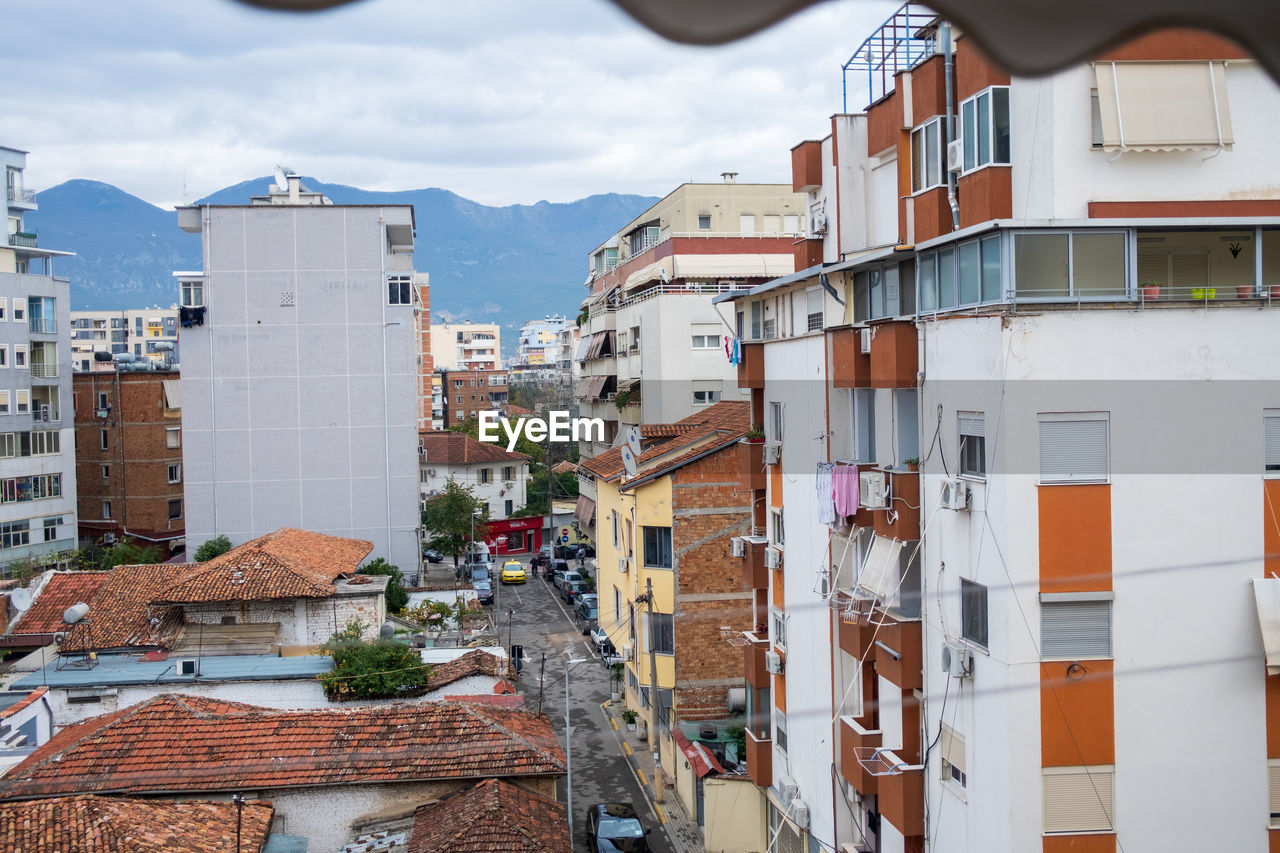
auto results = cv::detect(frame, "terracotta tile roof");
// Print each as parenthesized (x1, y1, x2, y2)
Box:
(155, 527, 373, 604)
(444, 694, 527, 709)
(419, 431, 531, 465)
(11, 572, 108, 636)
(579, 401, 750, 483)
(408, 778, 571, 853)
(0, 687, 46, 720)
(0, 796, 273, 853)
(61, 564, 186, 653)
(427, 649, 506, 691)
(0, 694, 566, 799)
(505, 404, 533, 416)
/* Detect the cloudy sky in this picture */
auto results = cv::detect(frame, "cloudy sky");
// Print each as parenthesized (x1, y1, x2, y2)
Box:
(2, 0, 898, 210)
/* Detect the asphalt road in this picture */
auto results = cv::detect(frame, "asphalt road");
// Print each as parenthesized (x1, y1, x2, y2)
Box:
(495, 560, 674, 853)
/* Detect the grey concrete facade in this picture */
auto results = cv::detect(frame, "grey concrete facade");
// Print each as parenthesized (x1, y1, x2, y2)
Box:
(177, 190, 421, 577)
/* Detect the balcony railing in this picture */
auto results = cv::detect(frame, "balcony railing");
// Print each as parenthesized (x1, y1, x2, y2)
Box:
(28, 363, 58, 379)
(31, 408, 60, 424)
(28, 318, 55, 335)
(8, 232, 37, 248)
(7, 186, 37, 205)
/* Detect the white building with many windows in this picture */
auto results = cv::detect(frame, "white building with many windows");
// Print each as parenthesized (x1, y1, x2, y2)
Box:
(176, 172, 421, 578)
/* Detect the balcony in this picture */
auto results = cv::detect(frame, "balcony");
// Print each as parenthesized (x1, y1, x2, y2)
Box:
(8, 232, 37, 248)
(869, 321, 917, 389)
(838, 716, 881, 797)
(829, 327, 872, 388)
(29, 363, 58, 381)
(740, 535, 768, 589)
(744, 631, 770, 689)
(791, 140, 823, 193)
(873, 468, 920, 539)
(738, 440, 766, 491)
(28, 318, 56, 335)
(794, 238, 823, 271)
(837, 602, 878, 659)
(745, 728, 773, 788)
(877, 755, 925, 838)
(737, 342, 765, 389)
(874, 614, 923, 691)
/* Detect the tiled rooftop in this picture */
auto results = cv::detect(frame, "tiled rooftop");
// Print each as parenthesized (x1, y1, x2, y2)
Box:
(426, 649, 507, 691)
(0, 796, 273, 853)
(419, 430, 531, 465)
(10, 572, 108, 637)
(580, 400, 749, 482)
(61, 564, 186, 653)
(0, 694, 566, 799)
(409, 778, 571, 853)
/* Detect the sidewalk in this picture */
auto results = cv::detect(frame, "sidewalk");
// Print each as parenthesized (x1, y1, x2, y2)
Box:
(600, 699, 704, 853)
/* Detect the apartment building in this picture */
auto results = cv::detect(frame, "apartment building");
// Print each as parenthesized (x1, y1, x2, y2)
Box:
(0, 146, 77, 575)
(413, 272, 434, 431)
(717, 17, 1280, 853)
(175, 172, 421, 578)
(418, 430, 529, 521)
(575, 178, 803, 457)
(72, 365, 183, 550)
(430, 321, 501, 370)
(439, 367, 508, 425)
(516, 314, 572, 366)
(69, 307, 179, 372)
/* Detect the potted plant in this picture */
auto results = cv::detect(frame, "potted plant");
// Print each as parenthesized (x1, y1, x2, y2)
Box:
(903, 457, 919, 472)
(1140, 280, 1161, 300)
(743, 424, 766, 444)
(1237, 284, 1256, 299)
(620, 707, 638, 732)
(613, 390, 632, 410)
(610, 662, 624, 702)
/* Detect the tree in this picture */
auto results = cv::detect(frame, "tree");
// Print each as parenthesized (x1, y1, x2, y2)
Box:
(512, 466, 579, 518)
(450, 416, 544, 465)
(194, 535, 232, 562)
(317, 619, 431, 700)
(359, 557, 408, 613)
(98, 539, 162, 570)
(421, 478, 490, 567)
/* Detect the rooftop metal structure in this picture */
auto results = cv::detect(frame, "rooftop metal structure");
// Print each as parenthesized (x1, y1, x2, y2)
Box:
(843, 2, 941, 112)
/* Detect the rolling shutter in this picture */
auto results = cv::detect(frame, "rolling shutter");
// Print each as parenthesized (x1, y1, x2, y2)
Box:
(1041, 598, 1112, 659)
(1264, 411, 1280, 471)
(1043, 766, 1114, 833)
(1039, 416, 1108, 483)
(940, 725, 966, 775)
(959, 413, 985, 439)
(1269, 759, 1280, 827)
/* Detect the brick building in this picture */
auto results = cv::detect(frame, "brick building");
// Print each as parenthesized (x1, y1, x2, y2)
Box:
(439, 367, 508, 426)
(580, 400, 753, 815)
(414, 272, 434, 431)
(72, 366, 183, 550)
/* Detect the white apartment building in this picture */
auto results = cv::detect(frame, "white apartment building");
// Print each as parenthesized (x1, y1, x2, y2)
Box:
(70, 307, 179, 372)
(175, 172, 421, 579)
(515, 314, 571, 366)
(418, 431, 529, 521)
(717, 16, 1280, 853)
(0, 146, 77, 575)
(430, 322, 500, 370)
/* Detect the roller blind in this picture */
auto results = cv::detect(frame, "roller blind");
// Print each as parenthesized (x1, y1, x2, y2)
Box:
(1264, 411, 1280, 471)
(1269, 759, 1280, 827)
(1039, 415, 1108, 483)
(1094, 61, 1233, 151)
(959, 412, 985, 439)
(1041, 599, 1112, 659)
(940, 724, 966, 774)
(1043, 766, 1115, 833)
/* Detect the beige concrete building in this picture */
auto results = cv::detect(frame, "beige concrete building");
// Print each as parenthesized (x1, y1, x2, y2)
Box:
(430, 322, 501, 370)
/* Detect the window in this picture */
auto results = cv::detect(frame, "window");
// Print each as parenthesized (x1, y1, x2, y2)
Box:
(166, 427, 180, 449)
(0, 434, 13, 457)
(771, 508, 785, 547)
(168, 463, 181, 484)
(11, 302, 23, 323)
(612, 510, 620, 550)
(771, 608, 787, 649)
(1013, 231, 1126, 299)
(940, 725, 967, 788)
(739, 214, 756, 236)
(691, 335, 719, 349)
(96, 392, 109, 410)
(42, 516, 60, 543)
(100, 429, 109, 451)
(15, 391, 28, 415)
(1266, 411, 1280, 472)
(0, 521, 29, 550)
(1269, 758, 1280, 828)
(775, 710, 788, 754)
(960, 86, 1011, 172)
(479, 468, 492, 484)
(851, 389, 875, 463)
(1039, 413, 1108, 484)
(959, 413, 986, 478)
(642, 526, 672, 568)
(168, 499, 182, 520)
(502, 466, 514, 481)
(0, 392, 8, 415)
(629, 326, 640, 351)
(698, 214, 712, 230)
(1041, 593, 1113, 659)
(1043, 766, 1114, 833)
(646, 612, 674, 654)
(0, 346, 6, 368)
(30, 431, 58, 455)
(14, 345, 25, 368)
(692, 390, 720, 405)
(1093, 61, 1231, 152)
(0, 298, 6, 321)
(769, 401, 784, 443)
(921, 235, 1004, 310)
(387, 275, 412, 306)
(504, 499, 513, 516)
(101, 465, 110, 480)
(961, 579, 988, 648)
(102, 501, 111, 520)
(627, 222, 660, 256)
(910, 117, 945, 193)
(806, 286, 823, 331)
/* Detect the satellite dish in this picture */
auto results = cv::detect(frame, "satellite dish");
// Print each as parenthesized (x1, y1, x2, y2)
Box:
(620, 445, 638, 478)
(626, 426, 643, 460)
(274, 165, 288, 189)
(10, 588, 31, 612)
(659, 265, 670, 284)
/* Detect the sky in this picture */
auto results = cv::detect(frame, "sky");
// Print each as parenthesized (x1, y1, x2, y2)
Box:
(1, 0, 899, 210)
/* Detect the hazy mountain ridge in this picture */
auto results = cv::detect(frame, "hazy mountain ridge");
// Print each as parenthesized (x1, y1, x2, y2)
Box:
(25, 178, 657, 351)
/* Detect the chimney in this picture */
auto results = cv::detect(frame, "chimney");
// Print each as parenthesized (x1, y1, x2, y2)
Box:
(287, 175, 302, 203)
(721, 172, 738, 184)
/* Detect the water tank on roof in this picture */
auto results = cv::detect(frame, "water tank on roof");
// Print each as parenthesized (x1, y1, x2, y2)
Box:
(63, 602, 90, 624)
(93, 351, 113, 362)
(152, 341, 174, 352)
(113, 353, 135, 363)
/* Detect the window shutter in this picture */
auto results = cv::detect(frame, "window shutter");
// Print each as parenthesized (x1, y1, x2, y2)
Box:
(1041, 600, 1112, 658)
(1043, 766, 1114, 833)
(1170, 253, 1210, 288)
(959, 413, 985, 439)
(1136, 253, 1167, 287)
(1089, 90, 1104, 147)
(1039, 417, 1108, 483)
(1264, 412, 1280, 470)
(941, 725, 966, 774)
(1269, 758, 1280, 826)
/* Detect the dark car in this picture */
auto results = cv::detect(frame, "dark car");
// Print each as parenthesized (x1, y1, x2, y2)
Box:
(468, 564, 490, 583)
(561, 578, 589, 604)
(575, 598, 599, 633)
(548, 559, 570, 585)
(423, 549, 443, 563)
(472, 578, 494, 605)
(586, 803, 650, 853)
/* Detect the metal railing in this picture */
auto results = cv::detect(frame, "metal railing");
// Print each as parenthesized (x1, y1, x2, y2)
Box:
(1002, 284, 1280, 309)
(28, 363, 58, 379)
(8, 232, 36, 248)
(843, 2, 940, 110)
(617, 281, 751, 308)
(28, 318, 55, 334)
(7, 186, 36, 205)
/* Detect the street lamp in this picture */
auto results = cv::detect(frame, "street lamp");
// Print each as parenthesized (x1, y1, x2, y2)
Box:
(564, 656, 587, 840)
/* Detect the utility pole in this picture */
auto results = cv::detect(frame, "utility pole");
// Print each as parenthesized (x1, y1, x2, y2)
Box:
(637, 577, 663, 804)
(538, 651, 546, 713)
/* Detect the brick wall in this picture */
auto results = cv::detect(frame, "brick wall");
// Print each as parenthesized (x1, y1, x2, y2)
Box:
(73, 371, 183, 544)
(670, 445, 753, 722)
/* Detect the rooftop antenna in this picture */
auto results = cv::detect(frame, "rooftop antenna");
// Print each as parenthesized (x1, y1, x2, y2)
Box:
(181, 171, 190, 206)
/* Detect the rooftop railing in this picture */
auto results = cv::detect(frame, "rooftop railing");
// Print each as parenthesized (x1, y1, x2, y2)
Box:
(843, 2, 940, 111)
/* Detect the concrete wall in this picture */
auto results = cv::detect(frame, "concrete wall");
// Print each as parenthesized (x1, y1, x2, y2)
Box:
(180, 205, 420, 574)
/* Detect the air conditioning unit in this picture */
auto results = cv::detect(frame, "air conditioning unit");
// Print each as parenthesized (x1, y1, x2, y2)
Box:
(859, 470, 887, 509)
(941, 478, 969, 511)
(504, 480, 515, 489)
(618, 556, 629, 573)
(859, 326, 871, 355)
(811, 212, 828, 235)
(765, 546, 781, 570)
(426, 469, 437, 478)
(730, 537, 746, 558)
(941, 642, 973, 678)
(102, 532, 116, 544)
(622, 644, 634, 661)
(776, 775, 800, 804)
(946, 139, 964, 173)
(765, 650, 785, 674)
(788, 798, 810, 830)
(763, 442, 781, 465)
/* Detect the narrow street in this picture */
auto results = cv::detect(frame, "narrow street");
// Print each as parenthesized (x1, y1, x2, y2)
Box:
(493, 559, 676, 853)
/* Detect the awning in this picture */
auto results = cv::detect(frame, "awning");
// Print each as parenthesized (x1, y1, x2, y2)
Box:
(1253, 577, 1280, 675)
(575, 495, 595, 527)
(856, 534, 903, 602)
(574, 337, 591, 362)
(574, 378, 591, 399)
(1094, 61, 1233, 151)
(161, 380, 181, 410)
(588, 375, 609, 400)
(673, 728, 727, 778)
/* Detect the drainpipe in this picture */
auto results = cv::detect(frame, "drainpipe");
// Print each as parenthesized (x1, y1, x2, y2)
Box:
(942, 21, 960, 231)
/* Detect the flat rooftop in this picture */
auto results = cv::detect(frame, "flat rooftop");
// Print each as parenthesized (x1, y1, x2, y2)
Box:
(10, 652, 332, 690)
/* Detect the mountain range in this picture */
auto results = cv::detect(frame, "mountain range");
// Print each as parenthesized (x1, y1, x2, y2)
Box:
(24, 178, 658, 355)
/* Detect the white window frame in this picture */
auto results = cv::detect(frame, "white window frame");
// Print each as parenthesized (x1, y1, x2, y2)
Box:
(15, 391, 28, 415)
(769, 401, 784, 444)
(166, 426, 180, 449)
(0, 345, 7, 368)
(911, 117, 946, 194)
(180, 279, 204, 308)
(1038, 413, 1109, 485)
(1040, 592, 1114, 660)
(697, 214, 712, 231)
(101, 464, 110, 480)
(851, 389, 876, 463)
(0, 392, 8, 415)
(960, 86, 1011, 173)
(771, 608, 787, 650)
(11, 302, 24, 323)
(0, 297, 6, 321)
(387, 275, 412, 306)
(771, 508, 785, 548)
(168, 463, 181, 484)
(13, 345, 26, 369)
(940, 724, 967, 792)
(691, 335, 719, 349)
(102, 501, 111, 520)
(1013, 230, 1130, 301)
(1042, 765, 1115, 834)
(961, 578, 989, 649)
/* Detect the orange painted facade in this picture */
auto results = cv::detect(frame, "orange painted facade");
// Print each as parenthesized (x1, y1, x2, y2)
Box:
(1040, 661, 1116, 767)
(956, 38, 1010, 101)
(957, 166, 1012, 230)
(1043, 836, 1117, 853)
(912, 186, 954, 245)
(1095, 28, 1249, 63)
(1038, 485, 1113, 594)
(830, 327, 873, 389)
(792, 140, 823, 192)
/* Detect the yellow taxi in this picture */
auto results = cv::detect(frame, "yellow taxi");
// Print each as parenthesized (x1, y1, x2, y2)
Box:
(500, 560, 527, 585)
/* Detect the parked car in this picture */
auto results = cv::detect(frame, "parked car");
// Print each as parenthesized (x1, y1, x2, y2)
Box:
(471, 578, 494, 605)
(575, 598, 599, 633)
(538, 544, 553, 560)
(561, 578, 588, 604)
(468, 564, 490, 583)
(555, 570, 585, 592)
(548, 559, 570, 586)
(586, 803, 651, 853)
(500, 560, 527, 585)
(423, 549, 443, 563)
